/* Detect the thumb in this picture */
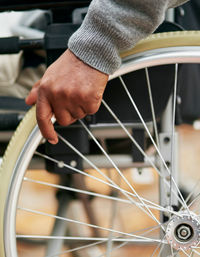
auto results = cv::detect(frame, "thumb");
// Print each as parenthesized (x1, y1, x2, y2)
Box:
(26, 79, 41, 105)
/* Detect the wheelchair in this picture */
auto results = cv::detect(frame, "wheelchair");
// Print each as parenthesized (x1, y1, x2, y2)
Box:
(1, 1, 200, 257)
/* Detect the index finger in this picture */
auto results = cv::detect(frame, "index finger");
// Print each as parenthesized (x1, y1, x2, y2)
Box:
(26, 79, 42, 106)
(36, 93, 58, 144)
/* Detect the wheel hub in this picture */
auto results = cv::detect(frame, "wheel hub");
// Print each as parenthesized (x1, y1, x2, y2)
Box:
(166, 212, 200, 250)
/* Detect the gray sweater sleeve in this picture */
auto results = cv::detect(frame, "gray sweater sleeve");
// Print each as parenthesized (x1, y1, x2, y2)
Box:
(68, 0, 189, 75)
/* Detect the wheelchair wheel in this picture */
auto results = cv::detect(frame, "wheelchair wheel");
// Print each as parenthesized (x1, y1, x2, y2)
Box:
(1, 31, 200, 257)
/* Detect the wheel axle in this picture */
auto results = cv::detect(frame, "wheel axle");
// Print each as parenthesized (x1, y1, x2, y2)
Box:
(166, 212, 200, 250)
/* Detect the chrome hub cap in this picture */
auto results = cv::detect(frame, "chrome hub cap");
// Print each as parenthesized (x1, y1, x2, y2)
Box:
(166, 212, 200, 250)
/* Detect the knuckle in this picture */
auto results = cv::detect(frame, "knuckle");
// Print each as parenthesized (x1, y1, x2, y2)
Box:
(51, 86, 60, 97)
(55, 112, 75, 126)
(57, 119, 70, 126)
(39, 78, 50, 89)
(38, 84, 46, 93)
(69, 88, 82, 101)
(72, 111, 86, 120)
(83, 93, 102, 115)
(85, 103, 99, 115)
(64, 90, 77, 101)
(38, 83, 50, 96)
(93, 92, 103, 102)
(36, 113, 46, 124)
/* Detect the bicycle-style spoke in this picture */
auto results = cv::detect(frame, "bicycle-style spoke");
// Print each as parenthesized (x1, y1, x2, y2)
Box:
(180, 179, 200, 211)
(46, 240, 105, 257)
(17, 235, 156, 242)
(156, 241, 166, 257)
(189, 250, 195, 257)
(42, 223, 164, 257)
(17, 200, 166, 256)
(186, 179, 200, 213)
(23, 177, 157, 210)
(96, 231, 166, 257)
(101, 100, 161, 176)
(60, 224, 165, 257)
(150, 235, 169, 257)
(170, 243, 176, 257)
(191, 241, 200, 249)
(35, 150, 150, 210)
(150, 243, 163, 257)
(192, 249, 200, 256)
(191, 241, 200, 257)
(118, 75, 189, 213)
(188, 193, 200, 212)
(181, 248, 192, 257)
(17, 218, 165, 241)
(17, 206, 165, 244)
(33, 152, 179, 217)
(56, 134, 163, 229)
(101, 99, 186, 211)
(145, 68, 160, 148)
(105, 195, 118, 257)
(169, 63, 178, 211)
(78, 120, 162, 228)
(118, 76, 168, 172)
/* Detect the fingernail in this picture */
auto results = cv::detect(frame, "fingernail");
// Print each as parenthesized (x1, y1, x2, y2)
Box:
(48, 139, 58, 144)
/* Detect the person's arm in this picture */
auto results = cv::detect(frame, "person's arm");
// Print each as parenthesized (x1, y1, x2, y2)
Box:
(26, 0, 188, 144)
(68, 0, 189, 74)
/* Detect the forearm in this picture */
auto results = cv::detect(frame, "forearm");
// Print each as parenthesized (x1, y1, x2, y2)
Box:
(68, 0, 189, 74)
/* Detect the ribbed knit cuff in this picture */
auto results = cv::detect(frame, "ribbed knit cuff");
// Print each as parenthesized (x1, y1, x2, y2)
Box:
(68, 18, 121, 75)
(68, 0, 185, 74)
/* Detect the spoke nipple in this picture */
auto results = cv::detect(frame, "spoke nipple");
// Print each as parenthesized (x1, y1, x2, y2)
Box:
(177, 96, 182, 104)
(70, 160, 77, 167)
(41, 138, 46, 144)
(57, 161, 65, 168)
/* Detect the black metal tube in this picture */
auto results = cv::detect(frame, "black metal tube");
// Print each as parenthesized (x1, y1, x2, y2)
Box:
(19, 38, 44, 50)
(0, 37, 44, 54)
(0, 1, 91, 12)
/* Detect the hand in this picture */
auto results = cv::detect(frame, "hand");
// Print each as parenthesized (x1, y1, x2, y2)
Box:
(26, 49, 109, 144)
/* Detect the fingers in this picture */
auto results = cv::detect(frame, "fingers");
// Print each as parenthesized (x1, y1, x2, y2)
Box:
(36, 93, 86, 144)
(35, 88, 101, 144)
(69, 107, 86, 120)
(27, 49, 108, 145)
(53, 109, 76, 126)
(29, 83, 88, 144)
(26, 79, 41, 105)
(36, 93, 58, 144)
(26, 79, 59, 144)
